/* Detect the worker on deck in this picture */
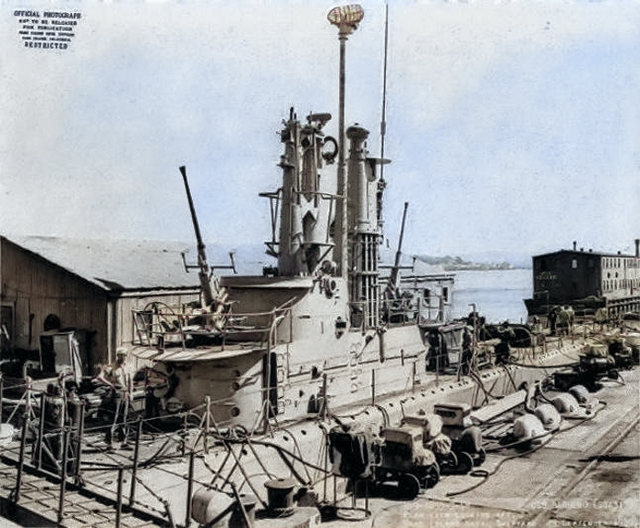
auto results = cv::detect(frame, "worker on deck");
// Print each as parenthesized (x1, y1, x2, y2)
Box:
(96, 347, 133, 450)
(461, 326, 473, 376)
(427, 329, 449, 373)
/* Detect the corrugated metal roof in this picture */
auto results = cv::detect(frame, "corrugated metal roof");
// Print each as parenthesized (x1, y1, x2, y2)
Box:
(5, 235, 201, 292)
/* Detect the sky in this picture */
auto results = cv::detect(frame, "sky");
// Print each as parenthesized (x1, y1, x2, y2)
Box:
(1, 0, 639, 268)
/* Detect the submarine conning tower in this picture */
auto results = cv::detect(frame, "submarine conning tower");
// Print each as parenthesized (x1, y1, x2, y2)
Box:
(261, 113, 386, 330)
(263, 109, 339, 277)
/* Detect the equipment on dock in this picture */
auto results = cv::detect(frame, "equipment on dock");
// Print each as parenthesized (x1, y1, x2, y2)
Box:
(553, 345, 620, 391)
(376, 425, 440, 499)
(328, 422, 440, 500)
(433, 403, 486, 469)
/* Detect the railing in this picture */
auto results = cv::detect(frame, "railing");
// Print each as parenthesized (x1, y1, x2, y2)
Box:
(132, 299, 295, 351)
(0, 380, 334, 528)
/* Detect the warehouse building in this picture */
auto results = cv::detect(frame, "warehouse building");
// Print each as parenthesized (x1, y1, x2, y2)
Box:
(525, 239, 640, 318)
(0, 235, 201, 376)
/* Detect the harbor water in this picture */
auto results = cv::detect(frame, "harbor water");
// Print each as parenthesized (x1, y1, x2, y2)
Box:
(450, 268, 532, 324)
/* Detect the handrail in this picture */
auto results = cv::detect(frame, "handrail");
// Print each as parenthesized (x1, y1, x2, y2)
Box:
(131, 300, 295, 348)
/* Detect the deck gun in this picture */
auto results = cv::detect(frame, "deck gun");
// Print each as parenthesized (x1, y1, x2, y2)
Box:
(384, 202, 412, 296)
(179, 166, 235, 309)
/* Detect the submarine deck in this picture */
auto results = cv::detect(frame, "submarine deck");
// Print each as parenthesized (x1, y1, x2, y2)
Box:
(0, 336, 638, 528)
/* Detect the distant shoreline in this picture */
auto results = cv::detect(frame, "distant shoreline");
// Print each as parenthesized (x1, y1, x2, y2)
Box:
(445, 264, 532, 271)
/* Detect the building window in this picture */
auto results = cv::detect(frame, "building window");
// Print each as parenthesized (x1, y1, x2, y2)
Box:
(572, 259, 578, 269)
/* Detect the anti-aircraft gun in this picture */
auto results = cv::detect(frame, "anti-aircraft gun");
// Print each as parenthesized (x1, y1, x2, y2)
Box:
(179, 166, 233, 325)
(129, 165, 236, 350)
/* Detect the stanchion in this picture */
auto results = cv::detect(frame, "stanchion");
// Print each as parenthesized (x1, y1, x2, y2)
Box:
(57, 428, 70, 525)
(371, 370, 376, 406)
(116, 465, 124, 528)
(75, 400, 85, 485)
(204, 395, 211, 454)
(14, 412, 29, 503)
(322, 373, 328, 420)
(185, 449, 195, 528)
(37, 392, 46, 470)
(129, 417, 143, 506)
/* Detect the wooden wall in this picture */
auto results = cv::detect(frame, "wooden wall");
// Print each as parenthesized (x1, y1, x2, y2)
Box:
(1, 238, 200, 373)
(1, 239, 108, 365)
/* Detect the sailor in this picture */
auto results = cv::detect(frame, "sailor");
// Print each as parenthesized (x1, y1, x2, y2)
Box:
(494, 323, 514, 365)
(461, 326, 473, 376)
(548, 307, 558, 336)
(96, 347, 133, 449)
(427, 329, 449, 373)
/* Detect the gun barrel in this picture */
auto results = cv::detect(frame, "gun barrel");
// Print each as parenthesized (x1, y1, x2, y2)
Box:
(179, 166, 214, 306)
(389, 201, 409, 289)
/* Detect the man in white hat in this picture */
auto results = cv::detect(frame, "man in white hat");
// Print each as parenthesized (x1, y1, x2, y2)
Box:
(97, 347, 133, 449)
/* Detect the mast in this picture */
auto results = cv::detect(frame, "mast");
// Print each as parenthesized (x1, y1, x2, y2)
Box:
(377, 3, 389, 229)
(328, 4, 364, 279)
(379, 2, 389, 185)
